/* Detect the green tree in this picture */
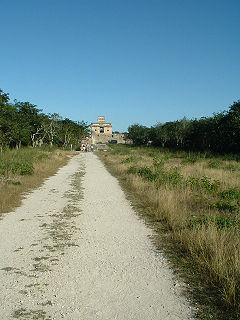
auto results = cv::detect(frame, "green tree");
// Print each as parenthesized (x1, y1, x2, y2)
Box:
(128, 124, 149, 145)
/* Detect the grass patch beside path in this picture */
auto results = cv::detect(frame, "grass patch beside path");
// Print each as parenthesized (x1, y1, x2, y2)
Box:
(0, 148, 75, 215)
(98, 145, 240, 320)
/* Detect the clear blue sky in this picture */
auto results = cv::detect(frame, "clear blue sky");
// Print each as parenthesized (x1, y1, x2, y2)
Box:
(1, 0, 239, 132)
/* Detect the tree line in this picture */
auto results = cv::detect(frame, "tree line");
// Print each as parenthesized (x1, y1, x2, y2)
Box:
(0, 88, 89, 151)
(128, 100, 240, 154)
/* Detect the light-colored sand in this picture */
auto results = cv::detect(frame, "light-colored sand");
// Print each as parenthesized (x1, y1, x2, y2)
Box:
(0, 153, 193, 319)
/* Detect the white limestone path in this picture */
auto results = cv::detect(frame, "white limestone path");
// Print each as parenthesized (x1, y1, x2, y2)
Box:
(0, 153, 193, 319)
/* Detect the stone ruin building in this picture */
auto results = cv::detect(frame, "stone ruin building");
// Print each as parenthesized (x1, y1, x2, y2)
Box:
(91, 116, 125, 145)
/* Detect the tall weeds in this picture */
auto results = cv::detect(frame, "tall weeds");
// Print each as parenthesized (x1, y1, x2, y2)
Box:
(99, 145, 240, 317)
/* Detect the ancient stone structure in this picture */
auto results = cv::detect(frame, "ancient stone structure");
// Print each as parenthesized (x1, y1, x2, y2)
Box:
(91, 116, 126, 145)
(91, 116, 113, 144)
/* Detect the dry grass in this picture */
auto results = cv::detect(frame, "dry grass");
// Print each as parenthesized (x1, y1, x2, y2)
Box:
(99, 145, 240, 318)
(0, 148, 74, 215)
(180, 162, 240, 190)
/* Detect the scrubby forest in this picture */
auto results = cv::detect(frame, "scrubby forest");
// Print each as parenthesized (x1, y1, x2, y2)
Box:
(0, 88, 88, 151)
(128, 100, 240, 154)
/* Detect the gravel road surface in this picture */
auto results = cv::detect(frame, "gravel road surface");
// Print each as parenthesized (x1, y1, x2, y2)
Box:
(0, 153, 193, 319)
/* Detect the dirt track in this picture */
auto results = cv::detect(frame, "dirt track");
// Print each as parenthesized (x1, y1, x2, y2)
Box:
(0, 153, 193, 319)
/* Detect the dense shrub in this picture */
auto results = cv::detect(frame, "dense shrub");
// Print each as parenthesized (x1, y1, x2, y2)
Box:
(128, 100, 240, 155)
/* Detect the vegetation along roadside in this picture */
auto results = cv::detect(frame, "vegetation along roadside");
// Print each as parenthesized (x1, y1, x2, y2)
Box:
(0, 147, 74, 215)
(0, 87, 88, 215)
(99, 145, 240, 319)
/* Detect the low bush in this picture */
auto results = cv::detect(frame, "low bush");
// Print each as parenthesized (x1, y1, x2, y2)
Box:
(221, 188, 240, 201)
(121, 156, 136, 164)
(189, 215, 236, 230)
(187, 176, 220, 194)
(214, 200, 238, 213)
(11, 162, 34, 175)
(208, 159, 222, 169)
